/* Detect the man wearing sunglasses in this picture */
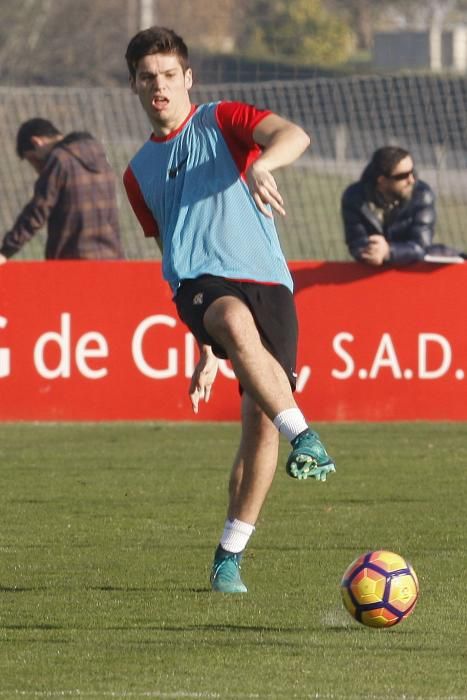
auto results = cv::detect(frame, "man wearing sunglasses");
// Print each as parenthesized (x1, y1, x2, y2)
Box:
(341, 146, 435, 266)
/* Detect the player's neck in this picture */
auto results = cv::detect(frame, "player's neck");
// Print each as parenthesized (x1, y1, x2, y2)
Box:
(151, 102, 194, 139)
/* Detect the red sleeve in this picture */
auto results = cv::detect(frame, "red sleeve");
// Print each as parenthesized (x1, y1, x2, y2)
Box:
(123, 166, 160, 239)
(215, 102, 272, 180)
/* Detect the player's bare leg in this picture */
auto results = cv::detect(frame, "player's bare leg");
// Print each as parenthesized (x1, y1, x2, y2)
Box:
(211, 394, 279, 593)
(228, 394, 279, 524)
(204, 295, 335, 483)
(206, 296, 336, 593)
(203, 295, 297, 421)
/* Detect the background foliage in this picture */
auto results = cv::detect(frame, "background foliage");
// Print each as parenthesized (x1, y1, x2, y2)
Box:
(2, 0, 467, 86)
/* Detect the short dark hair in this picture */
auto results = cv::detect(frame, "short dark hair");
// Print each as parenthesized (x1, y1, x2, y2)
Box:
(16, 118, 61, 158)
(125, 26, 189, 80)
(362, 146, 411, 183)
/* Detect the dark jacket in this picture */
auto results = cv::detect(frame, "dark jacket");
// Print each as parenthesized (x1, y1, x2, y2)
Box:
(341, 178, 435, 265)
(1, 132, 124, 260)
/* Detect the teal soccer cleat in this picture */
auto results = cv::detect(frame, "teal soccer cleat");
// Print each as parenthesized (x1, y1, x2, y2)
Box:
(210, 546, 247, 593)
(286, 429, 336, 481)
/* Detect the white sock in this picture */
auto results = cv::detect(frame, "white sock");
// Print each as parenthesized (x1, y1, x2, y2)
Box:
(273, 408, 308, 442)
(220, 519, 255, 553)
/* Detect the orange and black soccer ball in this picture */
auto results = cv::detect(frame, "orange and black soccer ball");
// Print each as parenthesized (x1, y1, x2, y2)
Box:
(340, 550, 419, 628)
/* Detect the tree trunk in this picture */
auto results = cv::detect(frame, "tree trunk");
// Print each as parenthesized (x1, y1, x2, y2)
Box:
(355, 0, 373, 49)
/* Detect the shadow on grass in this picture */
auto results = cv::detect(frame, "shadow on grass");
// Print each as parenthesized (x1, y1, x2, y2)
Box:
(1, 623, 63, 630)
(0, 586, 49, 592)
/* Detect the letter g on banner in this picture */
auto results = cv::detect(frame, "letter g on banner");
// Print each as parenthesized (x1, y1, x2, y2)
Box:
(132, 314, 178, 379)
(0, 316, 10, 378)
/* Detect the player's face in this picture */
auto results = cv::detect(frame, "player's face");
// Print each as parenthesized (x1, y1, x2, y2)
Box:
(131, 53, 193, 136)
(377, 155, 416, 201)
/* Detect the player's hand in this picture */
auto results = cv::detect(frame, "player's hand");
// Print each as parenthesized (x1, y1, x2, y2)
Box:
(246, 162, 286, 218)
(0, 254, 7, 265)
(189, 346, 219, 414)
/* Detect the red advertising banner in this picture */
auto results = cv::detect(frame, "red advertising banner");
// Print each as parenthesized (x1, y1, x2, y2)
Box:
(0, 261, 465, 421)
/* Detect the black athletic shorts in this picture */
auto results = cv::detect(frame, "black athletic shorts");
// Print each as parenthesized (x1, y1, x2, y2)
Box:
(175, 275, 298, 390)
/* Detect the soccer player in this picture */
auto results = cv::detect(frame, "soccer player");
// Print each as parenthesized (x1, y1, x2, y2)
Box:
(123, 27, 336, 593)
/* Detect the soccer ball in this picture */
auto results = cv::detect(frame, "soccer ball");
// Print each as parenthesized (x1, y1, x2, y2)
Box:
(340, 550, 419, 628)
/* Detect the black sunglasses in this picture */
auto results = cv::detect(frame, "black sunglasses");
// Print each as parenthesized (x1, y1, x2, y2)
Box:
(387, 169, 415, 181)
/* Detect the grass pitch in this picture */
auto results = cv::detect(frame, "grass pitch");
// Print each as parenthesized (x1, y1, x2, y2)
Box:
(0, 421, 466, 699)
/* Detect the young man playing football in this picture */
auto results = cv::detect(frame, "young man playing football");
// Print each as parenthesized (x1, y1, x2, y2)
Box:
(123, 26, 336, 593)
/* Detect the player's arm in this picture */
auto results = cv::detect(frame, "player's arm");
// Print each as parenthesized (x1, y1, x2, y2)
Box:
(189, 343, 219, 414)
(247, 113, 310, 218)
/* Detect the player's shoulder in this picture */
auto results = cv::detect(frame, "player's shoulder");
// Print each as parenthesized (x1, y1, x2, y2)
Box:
(195, 101, 219, 113)
(214, 101, 272, 135)
(192, 101, 221, 126)
(127, 136, 158, 169)
(130, 136, 152, 155)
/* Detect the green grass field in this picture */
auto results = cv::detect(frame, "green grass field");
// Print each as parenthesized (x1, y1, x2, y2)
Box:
(0, 422, 466, 699)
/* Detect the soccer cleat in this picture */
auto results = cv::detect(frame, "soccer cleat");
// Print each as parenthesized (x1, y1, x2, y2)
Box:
(210, 546, 247, 593)
(286, 429, 336, 481)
